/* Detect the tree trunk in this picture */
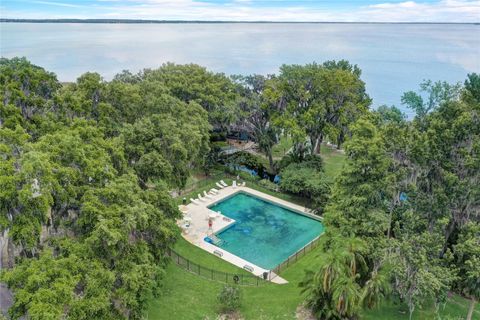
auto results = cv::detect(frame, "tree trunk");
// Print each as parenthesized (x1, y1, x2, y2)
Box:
(337, 131, 345, 150)
(311, 134, 323, 155)
(267, 151, 276, 175)
(440, 219, 456, 258)
(467, 297, 476, 320)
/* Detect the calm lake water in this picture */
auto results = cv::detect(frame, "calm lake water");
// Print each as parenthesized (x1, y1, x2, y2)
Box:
(1, 23, 479, 116)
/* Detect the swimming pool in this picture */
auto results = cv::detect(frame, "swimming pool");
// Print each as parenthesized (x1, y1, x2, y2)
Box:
(208, 192, 324, 270)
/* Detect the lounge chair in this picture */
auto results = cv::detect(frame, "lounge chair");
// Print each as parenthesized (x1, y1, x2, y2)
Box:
(203, 190, 213, 199)
(243, 265, 254, 272)
(198, 194, 206, 202)
(209, 188, 219, 194)
(220, 180, 228, 187)
(232, 180, 237, 189)
(239, 181, 246, 187)
(216, 182, 225, 189)
(190, 198, 200, 205)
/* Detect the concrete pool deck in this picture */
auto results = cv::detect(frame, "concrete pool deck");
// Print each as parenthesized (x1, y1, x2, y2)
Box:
(177, 183, 321, 284)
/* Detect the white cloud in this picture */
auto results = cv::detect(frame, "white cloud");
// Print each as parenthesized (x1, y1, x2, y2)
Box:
(30, 1, 86, 8)
(360, 0, 480, 22)
(3, 0, 480, 22)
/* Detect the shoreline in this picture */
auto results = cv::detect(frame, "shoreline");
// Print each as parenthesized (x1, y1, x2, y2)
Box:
(1, 19, 479, 25)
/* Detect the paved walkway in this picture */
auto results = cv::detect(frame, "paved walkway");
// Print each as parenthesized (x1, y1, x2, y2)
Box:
(178, 183, 321, 284)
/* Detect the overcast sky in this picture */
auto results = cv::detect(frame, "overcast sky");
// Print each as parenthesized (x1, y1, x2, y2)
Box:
(1, 0, 479, 22)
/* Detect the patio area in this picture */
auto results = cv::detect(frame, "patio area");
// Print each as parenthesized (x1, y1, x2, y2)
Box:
(177, 182, 319, 284)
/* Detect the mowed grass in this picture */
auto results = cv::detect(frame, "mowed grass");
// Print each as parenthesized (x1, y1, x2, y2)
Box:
(363, 295, 480, 320)
(319, 144, 346, 181)
(149, 237, 476, 320)
(148, 241, 326, 320)
(272, 135, 294, 159)
(149, 147, 474, 319)
(173, 237, 249, 275)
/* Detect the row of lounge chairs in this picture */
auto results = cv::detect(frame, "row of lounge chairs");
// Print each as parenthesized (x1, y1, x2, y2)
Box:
(216, 179, 245, 190)
(190, 180, 245, 205)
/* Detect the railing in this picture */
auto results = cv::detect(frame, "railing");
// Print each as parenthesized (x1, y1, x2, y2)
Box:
(166, 248, 267, 286)
(269, 236, 321, 280)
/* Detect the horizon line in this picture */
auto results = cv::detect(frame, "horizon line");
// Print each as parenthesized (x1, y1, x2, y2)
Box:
(1, 18, 479, 25)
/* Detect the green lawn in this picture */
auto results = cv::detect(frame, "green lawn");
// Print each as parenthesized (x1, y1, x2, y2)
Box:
(149, 150, 475, 319)
(363, 295, 480, 320)
(149, 237, 476, 320)
(148, 240, 326, 320)
(319, 144, 346, 181)
(173, 237, 249, 275)
(272, 135, 294, 159)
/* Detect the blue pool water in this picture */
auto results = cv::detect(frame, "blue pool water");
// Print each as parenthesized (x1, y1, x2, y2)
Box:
(208, 192, 324, 269)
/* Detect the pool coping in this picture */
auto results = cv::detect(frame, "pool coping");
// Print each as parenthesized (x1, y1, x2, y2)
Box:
(178, 184, 323, 284)
(207, 190, 322, 238)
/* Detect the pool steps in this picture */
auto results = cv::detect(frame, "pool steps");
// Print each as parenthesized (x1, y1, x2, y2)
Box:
(208, 234, 225, 246)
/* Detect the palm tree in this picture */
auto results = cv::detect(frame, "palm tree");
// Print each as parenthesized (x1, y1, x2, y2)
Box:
(332, 274, 362, 317)
(362, 265, 392, 309)
(300, 236, 370, 319)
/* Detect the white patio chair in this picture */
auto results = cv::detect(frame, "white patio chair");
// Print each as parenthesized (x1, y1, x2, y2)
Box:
(220, 180, 228, 187)
(203, 190, 213, 199)
(232, 180, 237, 189)
(239, 181, 246, 187)
(209, 188, 219, 194)
(198, 194, 206, 202)
(190, 198, 200, 205)
(216, 182, 225, 189)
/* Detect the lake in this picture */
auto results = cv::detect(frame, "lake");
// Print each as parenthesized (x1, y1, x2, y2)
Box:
(1, 23, 479, 116)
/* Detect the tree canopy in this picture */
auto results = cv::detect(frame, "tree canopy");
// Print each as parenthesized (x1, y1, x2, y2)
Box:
(0, 58, 209, 319)
(1, 57, 478, 320)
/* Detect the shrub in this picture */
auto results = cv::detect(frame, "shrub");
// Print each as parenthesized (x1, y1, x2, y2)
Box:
(211, 131, 227, 142)
(222, 151, 267, 178)
(258, 179, 278, 191)
(278, 153, 323, 171)
(237, 171, 261, 182)
(217, 285, 242, 313)
(280, 161, 330, 213)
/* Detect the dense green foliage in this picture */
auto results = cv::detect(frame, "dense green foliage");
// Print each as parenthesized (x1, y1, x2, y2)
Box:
(274, 60, 370, 156)
(302, 75, 480, 320)
(0, 58, 210, 319)
(279, 156, 330, 212)
(1, 56, 478, 320)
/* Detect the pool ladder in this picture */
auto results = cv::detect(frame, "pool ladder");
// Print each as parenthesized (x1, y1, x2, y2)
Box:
(209, 234, 225, 246)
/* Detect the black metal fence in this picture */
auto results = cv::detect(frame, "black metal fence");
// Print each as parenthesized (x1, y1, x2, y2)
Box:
(269, 236, 321, 280)
(166, 248, 267, 286)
